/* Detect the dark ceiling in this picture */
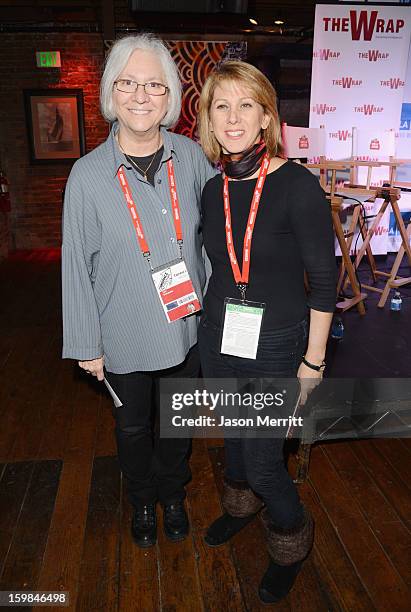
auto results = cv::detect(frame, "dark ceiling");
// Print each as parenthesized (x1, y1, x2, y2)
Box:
(0, 0, 324, 38)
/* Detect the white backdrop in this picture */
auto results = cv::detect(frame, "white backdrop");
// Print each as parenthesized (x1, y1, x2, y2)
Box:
(310, 3, 411, 253)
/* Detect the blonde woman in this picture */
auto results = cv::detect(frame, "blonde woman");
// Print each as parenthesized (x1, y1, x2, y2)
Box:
(198, 61, 336, 603)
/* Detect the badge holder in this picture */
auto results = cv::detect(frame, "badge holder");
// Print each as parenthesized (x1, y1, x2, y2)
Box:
(117, 163, 200, 324)
(151, 257, 201, 323)
(220, 296, 266, 360)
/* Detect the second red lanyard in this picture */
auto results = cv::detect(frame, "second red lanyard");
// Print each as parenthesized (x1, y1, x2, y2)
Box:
(223, 154, 270, 287)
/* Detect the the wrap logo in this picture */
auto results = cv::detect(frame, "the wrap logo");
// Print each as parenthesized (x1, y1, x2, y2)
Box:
(354, 104, 384, 116)
(312, 104, 337, 115)
(323, 11, 405, 41)
(369, 139, 380, 151)
(329, 130, 352, 141)
(332, 77, 362, 89)
(313, 49, 340, 61)
(359, 50, 389, 62)
(372, 224, 388, 235)
(380, 78, 405, 90)
(298, 136, 309, 149)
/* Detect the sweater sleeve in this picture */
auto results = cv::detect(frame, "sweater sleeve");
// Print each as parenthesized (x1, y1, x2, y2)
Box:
(61, 165, 104, 360)
(288, 168, 337, 313)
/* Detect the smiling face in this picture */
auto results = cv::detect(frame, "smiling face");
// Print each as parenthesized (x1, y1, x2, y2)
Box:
(209, 80, 270, 155)
(113, 49, 169, 142)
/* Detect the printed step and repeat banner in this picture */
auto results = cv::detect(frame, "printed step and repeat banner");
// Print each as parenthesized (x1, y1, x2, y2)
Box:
(310, 2, 411, 253)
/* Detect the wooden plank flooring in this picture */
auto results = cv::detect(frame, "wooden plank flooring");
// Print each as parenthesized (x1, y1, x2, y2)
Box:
(0, 460, 62, 597)
(76, 457, 121, 611)
(0, 253, 410, 611)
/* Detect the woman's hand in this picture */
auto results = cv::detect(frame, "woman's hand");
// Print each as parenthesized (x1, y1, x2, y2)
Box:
(297, 360, 323, 405)
(297, 308, 332, 404)
(78, 357, 105, 381)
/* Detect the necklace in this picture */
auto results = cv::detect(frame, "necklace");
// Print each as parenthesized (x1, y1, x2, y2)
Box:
(117, 132, 161, 181)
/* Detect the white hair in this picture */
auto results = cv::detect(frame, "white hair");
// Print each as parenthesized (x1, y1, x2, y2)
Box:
(100, 33, 181, 128)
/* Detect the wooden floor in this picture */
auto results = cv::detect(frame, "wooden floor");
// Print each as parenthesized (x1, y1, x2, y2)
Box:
(0, 253, 410, 611)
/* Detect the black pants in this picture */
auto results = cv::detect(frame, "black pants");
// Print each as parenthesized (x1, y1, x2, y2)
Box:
(198, 316, 307, 530)
(106, 345, 200, 508)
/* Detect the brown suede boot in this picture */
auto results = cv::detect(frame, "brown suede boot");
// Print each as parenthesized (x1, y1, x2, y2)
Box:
(259, 507, 314, 603)
(204, 478, 263, 547)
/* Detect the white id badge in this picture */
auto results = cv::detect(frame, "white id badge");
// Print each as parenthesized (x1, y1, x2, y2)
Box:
(151, 259, 201, 323)
(220, 298, 265, 359)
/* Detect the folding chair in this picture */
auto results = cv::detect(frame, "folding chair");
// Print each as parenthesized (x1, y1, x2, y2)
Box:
(282, 124, 327, 188)
(351, 127, 396, 187)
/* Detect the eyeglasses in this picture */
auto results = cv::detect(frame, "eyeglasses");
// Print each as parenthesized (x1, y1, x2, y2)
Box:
(114, 80, 169, 96)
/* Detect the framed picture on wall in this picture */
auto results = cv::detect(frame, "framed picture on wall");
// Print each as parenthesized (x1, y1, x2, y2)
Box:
(23, 89, 85, 163)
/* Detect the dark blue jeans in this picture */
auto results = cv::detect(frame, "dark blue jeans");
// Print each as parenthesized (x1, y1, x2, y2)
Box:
(198, 315, 308, 529)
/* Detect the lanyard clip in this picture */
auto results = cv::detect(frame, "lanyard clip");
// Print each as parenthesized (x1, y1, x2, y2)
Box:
(143, 250, 153, 271)
(177, 238, 184, 259)
(237, 282, 248, 302)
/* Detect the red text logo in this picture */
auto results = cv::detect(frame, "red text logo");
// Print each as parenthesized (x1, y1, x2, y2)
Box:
(373, 224, 387, 235)
(323, 11, 404, 41)
(354, 105, 383, 116)
(359, 50, 389, 62)
(329, 130, 352, 141)
(332, 77, 363, 89)
(313, 49, 340, 61)
(380, 78, 405, 89)
(312, 104, 337, 115)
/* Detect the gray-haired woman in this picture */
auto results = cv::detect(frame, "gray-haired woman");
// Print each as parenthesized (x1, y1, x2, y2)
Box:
(62, 34, 216, 548)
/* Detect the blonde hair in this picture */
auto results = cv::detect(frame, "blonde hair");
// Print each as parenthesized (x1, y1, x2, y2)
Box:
(198, 61, 284, 163)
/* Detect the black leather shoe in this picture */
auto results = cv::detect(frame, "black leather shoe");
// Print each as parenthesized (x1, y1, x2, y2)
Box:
(163, 501, 189, 542)
(131, 504, 157, 548)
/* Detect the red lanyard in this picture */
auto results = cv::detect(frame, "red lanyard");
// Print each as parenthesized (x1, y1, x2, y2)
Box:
(223, 154, 270, 293)
(117, 159, 183, 258)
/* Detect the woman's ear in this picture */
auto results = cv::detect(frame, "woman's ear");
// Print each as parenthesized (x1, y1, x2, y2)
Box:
(262, 114, 270, 130)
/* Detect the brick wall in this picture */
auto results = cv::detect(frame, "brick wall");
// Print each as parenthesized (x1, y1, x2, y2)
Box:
(0, 33, 109, 251)
(0, 211, 9, 260)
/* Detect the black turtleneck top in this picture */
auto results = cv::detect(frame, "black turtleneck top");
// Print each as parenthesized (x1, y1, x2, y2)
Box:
(201, 161, 337, 331)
